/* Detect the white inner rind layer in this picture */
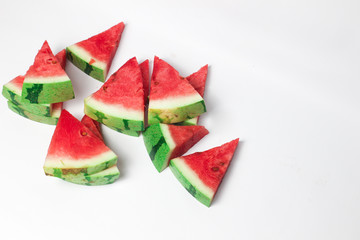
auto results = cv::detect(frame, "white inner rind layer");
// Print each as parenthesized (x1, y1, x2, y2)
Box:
(24, 75, 70, 84)
(85, 96, 144, 121)
(171, 157, 215, 199)
(159, 124, 176, 170)
(91, 165, 119, 177)
(44, 150, 117, 168)
(149, 93, 203, 109)
(160, 124, 176, 150)
(5, 82, 22, 95)
(67, 44, 107, 71)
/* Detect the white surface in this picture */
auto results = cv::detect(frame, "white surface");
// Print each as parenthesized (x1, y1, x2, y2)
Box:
(1, 0, 360, 239)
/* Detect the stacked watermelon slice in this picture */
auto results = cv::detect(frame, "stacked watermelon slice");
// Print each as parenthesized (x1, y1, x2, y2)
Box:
(2, 43, 73, 125)
(3, 21, 240, 206)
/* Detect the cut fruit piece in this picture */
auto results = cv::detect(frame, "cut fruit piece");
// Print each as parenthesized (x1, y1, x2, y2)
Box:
(139, 59, 150, 104)
(180, 64, 208, 125)
(7, 101, 62, 125)
(66, 22, 125, 82)
(21, 41, 74, 104)
(84, 57, 145, 132)
(148, 57, 206, 125)
(55, 49, 67, 69)
(2, 50, 67, 117)
(81, 115, 103, 141)
(169, 138, 239, 207)
(143, 123, 209, 172)
(43, 110, 118, 177)
(52, 164, 120, 186)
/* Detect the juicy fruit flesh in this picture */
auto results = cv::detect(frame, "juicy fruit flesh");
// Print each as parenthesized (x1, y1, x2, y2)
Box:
(47, 110, 112, 159)
(92, 57, 144, 111)
(25, 41, 67, 78)
(182, 139, 239, 191)
(149, 57, 203, 100)
(76, 22, 124, 63)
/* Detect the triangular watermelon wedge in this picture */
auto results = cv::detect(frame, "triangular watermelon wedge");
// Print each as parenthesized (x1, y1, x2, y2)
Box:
(51, 114, 120, 186)
(84, 57, 145, 133)
(43, 110, 118, 178)
(21, 41, 74, 104)
(143, 123, 209, 172)
(66, 22, 125, 82)
(148, 57, 206, 125)
(178, 64, 208, 125)
(3, 50, 67, 124)
(169, 138, 239, 207)
(81, 115, 103, 141)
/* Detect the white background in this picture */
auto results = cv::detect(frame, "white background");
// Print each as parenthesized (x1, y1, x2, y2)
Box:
(0, 0, 359, 239)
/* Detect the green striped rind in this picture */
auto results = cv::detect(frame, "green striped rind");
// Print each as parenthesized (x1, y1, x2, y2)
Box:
(21, 80, 74, 104)
(84, 98, 144, 132)
(148, 100, 206, 125)
(44, 155, 117, 177)
(143, 124, 170, 172)
(106, 125, 140, 137)
(2, 84, 52, 116)
(169, 160, 212, 207)
(174, 117, 199, 126)
(66, 47, 105, 82)
(55, 165, 120, 186)
(7, 101, 59, 125)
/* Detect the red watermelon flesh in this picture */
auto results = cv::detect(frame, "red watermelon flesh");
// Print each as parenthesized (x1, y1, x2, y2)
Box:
(139, 59, 150, 104)
(185, 64, 208, 97)
(54, 49, 67, 69)
(168, 125, 209, 159)
(81, 115, 103, 141)
(150, 57, 199, 100)
(92, 57, 144, 110)
(26, 41, 66, 77)
(44, 109, 117, 175)
(183, 138, 239, 191)
(76, 22, 124, 64)
(169, 138, 239, 206)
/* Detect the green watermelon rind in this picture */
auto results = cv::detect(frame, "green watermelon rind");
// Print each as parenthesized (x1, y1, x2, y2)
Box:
(169, 159, 212, 207)
(148, 100, 206, 125)
(55, 165, 120, 186)
(7, 101, 59, 125)
(2, 82, 52, 117)
(174, 117, 199, 126)
(21, 80, 74, 104)
(44, 154, 117, 177)
(106, 125, 140, 137)
(143, 124, 172, 172)
(84, 97, 145, 132)
(66, 46, 106, 82)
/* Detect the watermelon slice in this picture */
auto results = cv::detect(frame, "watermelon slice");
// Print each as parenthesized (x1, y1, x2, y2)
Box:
(43, 110, 118, 177)
(169, 138, 239, 207)
(106, 125, 141, 137)
(2, 50, 67, 117)
(66, 22, 125, 82)
(143, 123, 209, 172)
(148, 57, 206, 125)
(7, 101, 62, 125)
(58, 165, 120, 186)
(84, 57, 145, 133)
(179, 65, 208, 125)
(21, 41, 74, 104)
(49, 115, 120, 186)
(81, 115, 103, 141)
